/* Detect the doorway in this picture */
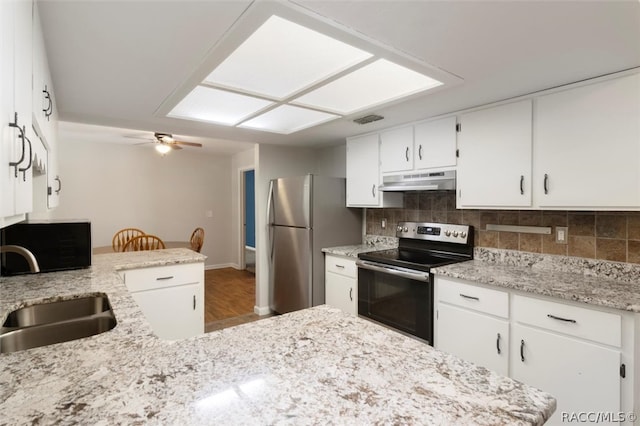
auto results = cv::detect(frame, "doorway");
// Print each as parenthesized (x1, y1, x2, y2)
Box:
(243, 169, 256, 273)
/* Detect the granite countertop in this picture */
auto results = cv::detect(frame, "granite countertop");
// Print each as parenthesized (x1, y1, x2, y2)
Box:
(322, 235, 398, 258)
(433, 248, 640, 313)
(0, 248, 555, 424)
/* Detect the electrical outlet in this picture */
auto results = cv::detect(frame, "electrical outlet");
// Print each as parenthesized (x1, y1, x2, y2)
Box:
(381, 218, 387, 229)
(556, 226, 568, 244)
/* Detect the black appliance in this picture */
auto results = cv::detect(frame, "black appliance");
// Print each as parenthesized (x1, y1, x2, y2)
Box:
(1, 220, 92, 275)
(357, 222, 473, 344)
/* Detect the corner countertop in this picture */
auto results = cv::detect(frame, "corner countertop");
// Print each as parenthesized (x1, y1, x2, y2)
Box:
(0, 248, 555, 425)
(322, 235, 398, 258)
(432, 248, 640, 313)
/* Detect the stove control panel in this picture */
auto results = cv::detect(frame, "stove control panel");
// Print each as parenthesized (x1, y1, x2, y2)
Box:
(396, 222, 472, 244)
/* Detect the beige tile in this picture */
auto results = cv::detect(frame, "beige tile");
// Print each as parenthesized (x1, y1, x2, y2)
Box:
(432, 210, 448, 223)
(418, 192, 432, 211)
(417, 209, 432, 222)
(404, 193, 418, 209)
(462, 210, 481, 231)
(542, 212, 568, 227)
(519, 234, 542, 253)
(596, 215, 626, 239)
(542, 234, 568, 256)
(432, 192, 448, 211)
(628, 240, 640, 264)
(480, 211, 499, 230)
(628, 215, 640, 240)
(498, 210, 519, 226)
(447, 211, 462, 225)
(498, 232, 519, 250)
(596, 238, 627, 262)
(478, 231, 499, 248)
(519, 211, 543, 226)
(568, 236, 596, 258)
(568, 214, 595, 236)
(446, 191, 458, 211)
(405, 209, 420, 222)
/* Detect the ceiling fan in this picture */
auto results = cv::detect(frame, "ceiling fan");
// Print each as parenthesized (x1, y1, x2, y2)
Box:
(131, 132, 203, 155)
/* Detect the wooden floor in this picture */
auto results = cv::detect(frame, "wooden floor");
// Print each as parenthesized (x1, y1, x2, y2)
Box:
(204, 267, 268, 332)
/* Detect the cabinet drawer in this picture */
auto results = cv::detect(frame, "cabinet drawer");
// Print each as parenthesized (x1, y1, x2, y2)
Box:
(120, 262, 204, 293)
(437, 278, 509, 318)
(512, 295, 621, 347)
(325, 255, 357, 278)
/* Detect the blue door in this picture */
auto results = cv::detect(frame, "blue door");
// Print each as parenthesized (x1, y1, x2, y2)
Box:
(244, 170, 255, 249)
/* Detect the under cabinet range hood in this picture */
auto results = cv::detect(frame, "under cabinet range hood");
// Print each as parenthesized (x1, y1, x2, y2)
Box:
(379, 170, 456, 192)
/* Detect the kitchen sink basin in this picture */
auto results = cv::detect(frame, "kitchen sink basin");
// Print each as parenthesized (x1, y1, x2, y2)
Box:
(0, 295, 117, 354)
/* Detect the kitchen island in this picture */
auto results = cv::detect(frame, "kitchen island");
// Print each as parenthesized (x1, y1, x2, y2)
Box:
(1, 249, 555, 424)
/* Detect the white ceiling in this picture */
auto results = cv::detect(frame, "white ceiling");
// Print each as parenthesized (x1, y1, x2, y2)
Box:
(39, 0, 640, 155)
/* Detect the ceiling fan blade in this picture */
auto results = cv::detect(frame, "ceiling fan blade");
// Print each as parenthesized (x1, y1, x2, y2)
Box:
(175, 140, 203, 148)
(169, 144, 183, 150)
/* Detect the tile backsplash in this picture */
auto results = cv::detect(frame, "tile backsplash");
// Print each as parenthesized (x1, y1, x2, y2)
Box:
(365, 191, 640, 264)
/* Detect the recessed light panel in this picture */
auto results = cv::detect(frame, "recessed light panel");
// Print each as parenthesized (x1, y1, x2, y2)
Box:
(239, 105, 339, 134)
(292, 59, 443, 115)
(204, 15, 373, 100)
(168, 86, 273, 126)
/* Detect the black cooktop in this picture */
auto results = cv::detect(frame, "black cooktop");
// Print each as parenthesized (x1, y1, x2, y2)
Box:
(358, 248, 469, 273)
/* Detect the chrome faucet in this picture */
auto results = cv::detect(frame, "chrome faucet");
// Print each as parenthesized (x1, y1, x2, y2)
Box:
(0, 245, 40, 273)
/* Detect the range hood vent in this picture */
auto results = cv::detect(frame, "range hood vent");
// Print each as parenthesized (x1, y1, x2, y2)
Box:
(379, 170, 456, 192)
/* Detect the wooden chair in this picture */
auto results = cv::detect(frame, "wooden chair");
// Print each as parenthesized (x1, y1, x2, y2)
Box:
(122, 234, 166, 252)
(190, 227, 205, 253)
(112, 228, 145, 252)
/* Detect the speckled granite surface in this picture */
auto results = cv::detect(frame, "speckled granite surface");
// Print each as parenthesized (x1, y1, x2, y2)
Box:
(0, 248, 555, 424)
(322, 235, 398, 258)
(433, 248, 640, 313)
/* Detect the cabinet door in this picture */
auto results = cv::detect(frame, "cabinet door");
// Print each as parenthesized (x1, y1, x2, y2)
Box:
(380, 126, 414, 173)
(131, 282, 204, 340)
(414, 116, 457, 170)
(512, 324, 621, 425)
(346, 134, 380, 207)
(325, 271, 356, 315)
(436, 303, 509, 376)
(457, 99, 532, 208)
(534, 73, 640, 208)
(0, 0, 16, 219)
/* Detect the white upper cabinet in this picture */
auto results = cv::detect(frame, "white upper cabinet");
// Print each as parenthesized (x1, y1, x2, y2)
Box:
(346, 133, 403, 208)
(380, 126, 414, 173)
(414, 116, 457, 171)
(1, 0, 33, 227)
(457, 99, 533, 208)
(533, 73, 640, 209)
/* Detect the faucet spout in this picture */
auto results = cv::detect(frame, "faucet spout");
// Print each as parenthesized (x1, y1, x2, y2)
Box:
(1, 245, 40, 273)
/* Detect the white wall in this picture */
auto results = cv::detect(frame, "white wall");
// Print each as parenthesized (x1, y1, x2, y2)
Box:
(230, 147, 256, 269)
(315, 143, 346, 178)
(254, 144, 317, 313)
(48, 139, 234, 269)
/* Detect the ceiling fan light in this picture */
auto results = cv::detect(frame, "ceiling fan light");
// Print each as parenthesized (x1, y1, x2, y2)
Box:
(155, 143, 172, 155)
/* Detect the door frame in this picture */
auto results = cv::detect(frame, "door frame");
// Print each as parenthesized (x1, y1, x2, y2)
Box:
(237, 166, 255, 270)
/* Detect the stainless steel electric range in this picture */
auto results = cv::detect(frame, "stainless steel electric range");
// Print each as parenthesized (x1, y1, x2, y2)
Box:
(357, 222, 474, 345)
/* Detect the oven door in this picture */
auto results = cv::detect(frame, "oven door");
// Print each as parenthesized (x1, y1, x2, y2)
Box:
(356, 260, 433, 345)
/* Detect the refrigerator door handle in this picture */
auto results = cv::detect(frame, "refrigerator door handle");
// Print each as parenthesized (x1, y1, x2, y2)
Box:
(267, 180, 275, 260)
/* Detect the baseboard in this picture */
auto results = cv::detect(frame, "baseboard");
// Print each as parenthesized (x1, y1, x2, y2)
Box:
(205, 263, 240, 270)
(254, 305, 272, 316)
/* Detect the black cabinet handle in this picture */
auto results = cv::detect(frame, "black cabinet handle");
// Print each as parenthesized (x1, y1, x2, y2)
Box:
(55, 176, 62, 194)
(18, 136, 33, 181)
(520, 339, 525, 362)
(544, 174, 549, 194)
(193, 295, 196, 310)
(405, 147, 409, 161)
(547, 314, 577, 323)
(43, 85, 53, 121)
(349, 287, 353, 301)
(371, 184, 376, 198)
(459, 293, 479, 301)
(520, 175, 524, 195)
(8, 113, 26, 178)
(496, 333, 501, 354)
(418, 144, 423, 160)
(156, 276, 174, 281)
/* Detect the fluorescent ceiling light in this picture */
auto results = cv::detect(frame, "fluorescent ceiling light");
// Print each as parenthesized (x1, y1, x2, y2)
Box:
(239, 105, 339, 134)
(292, 59, 443, 115)
(168, 86, 273, 126)
(204, 15, 372, 99)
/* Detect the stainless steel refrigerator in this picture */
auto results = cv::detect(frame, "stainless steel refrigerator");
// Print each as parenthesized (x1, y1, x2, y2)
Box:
(267, 174, 362, 314)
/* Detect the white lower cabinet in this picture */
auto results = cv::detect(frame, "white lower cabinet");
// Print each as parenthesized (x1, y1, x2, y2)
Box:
(511, 323, 621, 425)
(324, 254, 357, 315)
(119, 262, 204, 340)
(434, 276, 636, 426)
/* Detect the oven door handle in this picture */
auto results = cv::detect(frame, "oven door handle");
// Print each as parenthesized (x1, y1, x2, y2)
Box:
(356, 260, 430, 282)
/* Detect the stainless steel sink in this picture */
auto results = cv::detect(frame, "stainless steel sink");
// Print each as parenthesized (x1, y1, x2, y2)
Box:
(0, 295, 117, 354)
